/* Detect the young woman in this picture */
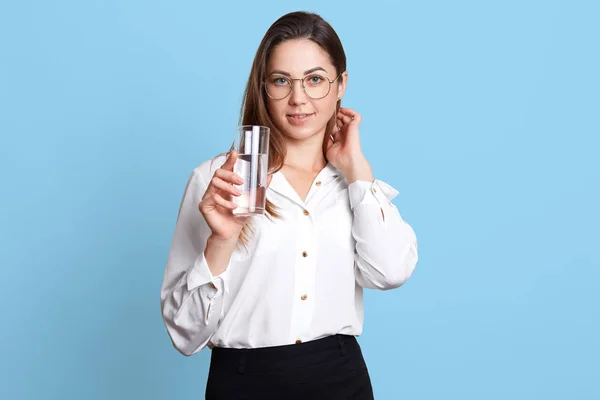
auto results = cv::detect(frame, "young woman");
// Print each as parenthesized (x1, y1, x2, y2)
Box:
(160, 11, 418, 399)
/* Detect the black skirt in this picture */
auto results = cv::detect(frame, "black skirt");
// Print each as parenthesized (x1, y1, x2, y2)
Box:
(205, 334, 374, 400)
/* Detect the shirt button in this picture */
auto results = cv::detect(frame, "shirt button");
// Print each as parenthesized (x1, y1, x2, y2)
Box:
(372, 187, 377, 193)
(315, 181, 322, 187)
(301, 294, 307, 300)
(296, 339, 302, 344)
(302, 251, 308, 257)
(303, 209, 310, 216)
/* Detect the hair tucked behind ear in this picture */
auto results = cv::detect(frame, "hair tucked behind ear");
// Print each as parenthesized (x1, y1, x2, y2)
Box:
(235, 11, 346, 247)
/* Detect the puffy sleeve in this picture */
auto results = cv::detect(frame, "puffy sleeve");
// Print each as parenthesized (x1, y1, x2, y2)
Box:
(160, 166, 232, 355)
(349, 179, 419, 290)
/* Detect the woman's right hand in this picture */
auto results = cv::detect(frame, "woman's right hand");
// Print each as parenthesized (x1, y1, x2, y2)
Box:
(198, 151, 248, 241)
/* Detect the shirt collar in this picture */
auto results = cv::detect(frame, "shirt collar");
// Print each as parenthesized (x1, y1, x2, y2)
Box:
(268, 162, 341, 206)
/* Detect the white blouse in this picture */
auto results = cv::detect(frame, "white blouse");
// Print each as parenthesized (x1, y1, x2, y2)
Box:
(160, 156, 418, 355)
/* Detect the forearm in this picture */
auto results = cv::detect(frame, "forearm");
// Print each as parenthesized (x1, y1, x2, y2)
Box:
(204, 235, 238, 276)
(341, 156, 374, 184)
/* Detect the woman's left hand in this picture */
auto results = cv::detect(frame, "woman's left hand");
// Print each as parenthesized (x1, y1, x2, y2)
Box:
(325, 107, 374, 182)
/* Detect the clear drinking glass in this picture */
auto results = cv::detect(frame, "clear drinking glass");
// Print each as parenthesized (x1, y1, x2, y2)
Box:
(231, 125, 270, 216)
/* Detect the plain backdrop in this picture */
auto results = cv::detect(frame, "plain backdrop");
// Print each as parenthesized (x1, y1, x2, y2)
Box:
(1, 1, 599, 399)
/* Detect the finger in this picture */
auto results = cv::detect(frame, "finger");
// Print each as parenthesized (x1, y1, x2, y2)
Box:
(339, 107, 358, 117)
(339, 108, 362, 124)
(210, 176, 242, 197)
(211, 193, 237, 210)
(332, 121, 344, 140)
(221, 150, 238, 172)
(338, 109, 358, 123)
(214, 168, 244, 185)
(331, 129, 342, 142)
(204, 169, 243, 199)
(337, 113, 352, 125)
(337, 112, 354, 127)
(332, 122, 340, 135)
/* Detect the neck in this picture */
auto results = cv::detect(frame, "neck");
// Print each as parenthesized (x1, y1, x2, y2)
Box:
(282, 131, 327, 172)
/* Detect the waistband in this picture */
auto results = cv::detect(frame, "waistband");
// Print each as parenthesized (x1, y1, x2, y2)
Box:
(210, 334, 360, 374)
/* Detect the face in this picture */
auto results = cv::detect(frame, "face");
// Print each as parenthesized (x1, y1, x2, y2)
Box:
(265, 39, 347, 141)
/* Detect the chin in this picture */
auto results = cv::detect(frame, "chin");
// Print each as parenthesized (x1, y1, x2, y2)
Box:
(284, 126, 317, 140)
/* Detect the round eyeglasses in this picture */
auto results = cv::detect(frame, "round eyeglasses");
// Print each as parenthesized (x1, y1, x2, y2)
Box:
(263, 72, 343, 100)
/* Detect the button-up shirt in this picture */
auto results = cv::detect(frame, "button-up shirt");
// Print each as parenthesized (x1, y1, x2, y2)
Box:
(160, 156, 418, 355)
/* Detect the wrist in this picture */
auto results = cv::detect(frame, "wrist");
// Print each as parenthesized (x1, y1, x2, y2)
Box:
(207, 234, 239, 249)
(205, 235, 238, 276)
(343, 156, 374, 183)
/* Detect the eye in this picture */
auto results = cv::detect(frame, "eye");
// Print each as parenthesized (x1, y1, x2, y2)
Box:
(270, 76, 289, 86)
(305, 75, 325, 86)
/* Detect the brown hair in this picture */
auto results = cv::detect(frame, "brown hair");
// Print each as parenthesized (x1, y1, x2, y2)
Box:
(237, 11, 347, 243)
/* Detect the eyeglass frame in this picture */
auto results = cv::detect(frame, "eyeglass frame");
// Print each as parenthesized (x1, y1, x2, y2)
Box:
(262, 71, 345, 100)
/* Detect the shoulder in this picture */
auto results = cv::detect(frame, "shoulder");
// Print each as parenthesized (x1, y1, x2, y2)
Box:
(189, 154, 228, 185)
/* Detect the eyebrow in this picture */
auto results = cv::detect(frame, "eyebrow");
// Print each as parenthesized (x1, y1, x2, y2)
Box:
(269, 67, 329, 76)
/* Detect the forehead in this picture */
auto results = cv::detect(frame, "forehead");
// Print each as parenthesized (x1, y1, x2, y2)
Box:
(267, 39, 335, 75)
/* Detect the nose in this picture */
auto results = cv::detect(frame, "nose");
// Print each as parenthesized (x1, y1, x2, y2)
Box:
(288, 79, 308, 106)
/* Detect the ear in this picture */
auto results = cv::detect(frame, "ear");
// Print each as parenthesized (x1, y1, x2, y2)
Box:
(336, 71, 348, 101)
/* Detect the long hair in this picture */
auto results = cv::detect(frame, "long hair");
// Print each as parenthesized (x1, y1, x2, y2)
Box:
(238, 11, 347, 243)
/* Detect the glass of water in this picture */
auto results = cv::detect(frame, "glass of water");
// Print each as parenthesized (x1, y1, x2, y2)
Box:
(231, 125, 270, 216)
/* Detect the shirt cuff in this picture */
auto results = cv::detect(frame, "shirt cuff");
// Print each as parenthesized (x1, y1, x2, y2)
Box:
(186, 252, 231, 295)
(348, 179, 399, 209)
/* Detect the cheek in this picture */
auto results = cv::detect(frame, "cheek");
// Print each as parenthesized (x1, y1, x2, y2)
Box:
(317, 98, 338, 120)
(267, 99, 285, 118)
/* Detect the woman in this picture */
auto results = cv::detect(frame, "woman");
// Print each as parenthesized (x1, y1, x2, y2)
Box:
(160, 11, 418, 400)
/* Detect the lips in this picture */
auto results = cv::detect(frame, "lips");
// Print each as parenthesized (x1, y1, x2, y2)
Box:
(287, 113, 314, 119)
(286, 113, 315, 126)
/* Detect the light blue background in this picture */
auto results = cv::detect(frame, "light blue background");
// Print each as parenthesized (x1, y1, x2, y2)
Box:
(1, 1, 598, 399)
